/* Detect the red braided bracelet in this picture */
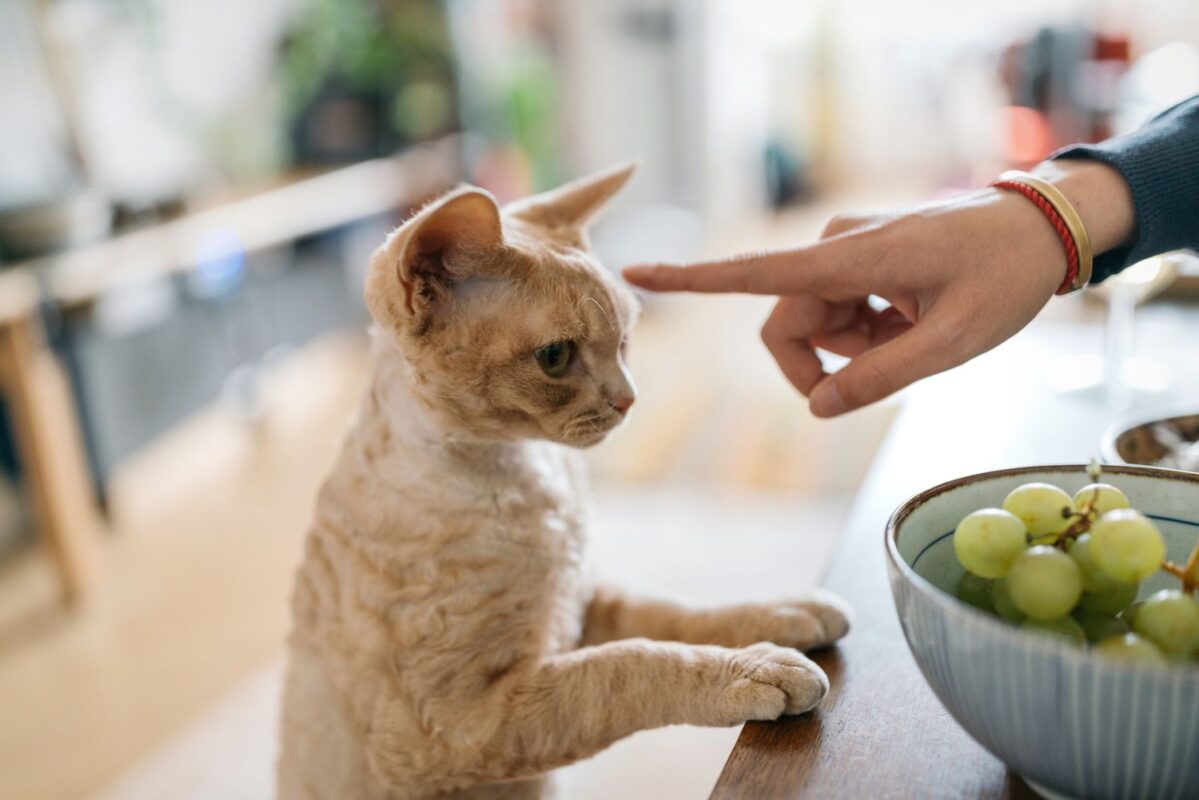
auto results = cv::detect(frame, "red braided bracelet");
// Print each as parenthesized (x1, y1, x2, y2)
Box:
(990, 179, 1079, 294)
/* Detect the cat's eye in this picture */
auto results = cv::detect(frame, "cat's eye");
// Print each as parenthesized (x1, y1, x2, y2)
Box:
(534, 341, 575, 378)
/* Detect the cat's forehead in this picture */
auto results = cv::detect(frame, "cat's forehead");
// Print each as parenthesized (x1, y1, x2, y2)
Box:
(500, 220, 637, 328)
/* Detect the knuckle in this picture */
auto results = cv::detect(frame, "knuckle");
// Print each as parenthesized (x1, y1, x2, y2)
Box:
(760, 320, 780, 347)
(760, 310, 788, 347)
(821, 212, 873, 238)
(844, 358, 894, 405)
(821, 214, 853, 238)
(713, 253, 762, 292)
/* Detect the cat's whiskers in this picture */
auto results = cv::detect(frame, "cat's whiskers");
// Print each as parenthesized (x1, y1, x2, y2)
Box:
(573, 407, 616, 427)
(563, 406, 620, 441)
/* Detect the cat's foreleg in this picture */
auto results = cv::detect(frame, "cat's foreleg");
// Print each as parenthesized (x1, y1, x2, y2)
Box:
(364, 639, 827, 790)
(582, 585, 851, 650)
(510, 639, 825, 779)
(495, 639, 829, 766)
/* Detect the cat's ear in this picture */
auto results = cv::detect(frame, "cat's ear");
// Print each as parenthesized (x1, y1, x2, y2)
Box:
(506, 162, 635, 229)
(365, 187, 503, 330)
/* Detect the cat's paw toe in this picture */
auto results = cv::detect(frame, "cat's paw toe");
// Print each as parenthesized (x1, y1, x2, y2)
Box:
(799, 589, 853, 645)
(730, 643, 829, 717)
(757, 591, 853, 650)
(719, 677, 788, 723)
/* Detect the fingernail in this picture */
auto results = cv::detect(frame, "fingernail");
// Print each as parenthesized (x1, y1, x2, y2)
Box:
(622, 265, 654, 282)
(810, 381, 846, 417)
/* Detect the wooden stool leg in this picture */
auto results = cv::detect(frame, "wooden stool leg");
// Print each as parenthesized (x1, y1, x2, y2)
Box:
(0, 317, 99, 605)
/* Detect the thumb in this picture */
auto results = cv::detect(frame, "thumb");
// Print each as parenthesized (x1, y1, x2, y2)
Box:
(808, 313, 966, 417)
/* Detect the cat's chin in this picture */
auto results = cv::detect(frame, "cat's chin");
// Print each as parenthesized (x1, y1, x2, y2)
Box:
(557, 424, 620, 449)
(565, 431, 610, 449)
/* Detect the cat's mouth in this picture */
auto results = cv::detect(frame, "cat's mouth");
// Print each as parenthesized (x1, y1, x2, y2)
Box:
(561, 406, 625, 446)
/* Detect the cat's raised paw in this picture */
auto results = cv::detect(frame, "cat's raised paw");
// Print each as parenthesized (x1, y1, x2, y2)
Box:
(718, 643, 829, 722)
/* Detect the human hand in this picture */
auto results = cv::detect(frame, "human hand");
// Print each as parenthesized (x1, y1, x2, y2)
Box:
(623, 161, 1133, 417)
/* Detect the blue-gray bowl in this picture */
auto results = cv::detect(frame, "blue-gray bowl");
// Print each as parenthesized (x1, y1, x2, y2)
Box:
(886, 465, 1199, 800)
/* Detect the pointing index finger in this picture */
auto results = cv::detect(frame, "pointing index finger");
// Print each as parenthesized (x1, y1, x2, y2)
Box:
(622, 234, 877, 296)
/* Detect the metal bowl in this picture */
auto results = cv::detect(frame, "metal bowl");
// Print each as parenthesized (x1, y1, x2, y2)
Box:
(1101, 412, 1199, 473)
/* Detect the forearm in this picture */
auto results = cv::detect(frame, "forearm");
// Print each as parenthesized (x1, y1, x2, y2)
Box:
(583, 585, 851, 649)
(1031, 159, 1136, 257)
(584, 593, 773, 646)
(1049, 94, 1199, 281)
(381, 640, 824, 786)
(582, 586, 697, 645)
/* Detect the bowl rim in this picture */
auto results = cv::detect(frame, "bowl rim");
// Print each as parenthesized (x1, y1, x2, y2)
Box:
(885, 463, 1199, 677)
(1100, 408, 1199, 468)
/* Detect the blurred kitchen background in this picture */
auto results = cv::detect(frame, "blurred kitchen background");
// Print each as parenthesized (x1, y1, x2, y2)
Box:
(1, 1, 1198, 798)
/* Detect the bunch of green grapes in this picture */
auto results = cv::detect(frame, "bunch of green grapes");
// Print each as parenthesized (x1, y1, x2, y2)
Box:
(952, 477, 1199, 666)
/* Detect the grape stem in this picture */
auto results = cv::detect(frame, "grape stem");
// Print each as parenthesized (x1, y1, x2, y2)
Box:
(1043, 487, 1102, 550)
(1162, 542, 1199, 595)
(1064, 468, 1199, 595)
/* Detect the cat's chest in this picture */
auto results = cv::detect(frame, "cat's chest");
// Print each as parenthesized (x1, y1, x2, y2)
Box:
(370, 441, 591, 576)
(473, 447, 592, 638)
(484, 445, 587, 527)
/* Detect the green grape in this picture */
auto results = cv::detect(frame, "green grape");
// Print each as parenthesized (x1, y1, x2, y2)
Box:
(1074, 607, 1130, 643)
(955, 572, 994, 613)
(953, 509, 1028, 578)
(1132, 589, 1199, 658)
(1071, 483, 1131, 517)
(1094, 633, 1168, 665)
(1119, 601, 1143, 628)
(1067, 534, 1119, 593)
(1078, 580, 1139, 615)
(1021, 616, 1086, 644)
(991, 578, 1025, 622)
(1007, 545, 1083, 620)
(1003, 483, 1073, 537)
(1090, 510, 1166, 583)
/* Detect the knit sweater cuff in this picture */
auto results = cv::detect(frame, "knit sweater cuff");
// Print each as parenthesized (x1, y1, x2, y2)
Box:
(1051, 95, 1199, 283)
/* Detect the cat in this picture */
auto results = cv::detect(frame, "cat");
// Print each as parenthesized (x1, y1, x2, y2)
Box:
(276, 163, 852, 800)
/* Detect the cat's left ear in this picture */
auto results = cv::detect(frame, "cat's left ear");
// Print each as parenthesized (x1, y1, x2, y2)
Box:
(507, 162, 636, 229)
(365, 187, 503, 332)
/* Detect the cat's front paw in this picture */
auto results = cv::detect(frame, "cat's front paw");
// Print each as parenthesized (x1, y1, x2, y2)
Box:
(751, 590, 853, 650)
(714, 643, 829, 723)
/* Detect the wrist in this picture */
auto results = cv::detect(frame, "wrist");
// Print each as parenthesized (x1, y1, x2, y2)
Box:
(991, 174, 1086, 293)
(982, 188, 1072, 300)
(1031, 159, 1136, 256)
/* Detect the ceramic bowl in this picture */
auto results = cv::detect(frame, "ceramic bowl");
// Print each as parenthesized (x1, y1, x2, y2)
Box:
(1101, 412, 1199, 472)
(886, 465, 1199, 800)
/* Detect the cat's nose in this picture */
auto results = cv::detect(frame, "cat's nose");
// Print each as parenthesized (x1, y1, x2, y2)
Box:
(612, 395, 635, 415)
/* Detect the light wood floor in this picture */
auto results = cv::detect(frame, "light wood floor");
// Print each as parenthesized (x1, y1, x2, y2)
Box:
(0, 334, 368, 800)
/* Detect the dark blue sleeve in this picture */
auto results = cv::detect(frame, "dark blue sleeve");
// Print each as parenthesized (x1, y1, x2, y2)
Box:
(1051, 94, 1199, 283)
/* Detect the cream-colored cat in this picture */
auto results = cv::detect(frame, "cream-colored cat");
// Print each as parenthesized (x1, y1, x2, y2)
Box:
(277, 164, 851, 800)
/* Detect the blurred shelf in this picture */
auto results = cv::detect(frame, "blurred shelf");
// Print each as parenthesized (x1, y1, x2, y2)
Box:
(12, 136, 462, 311)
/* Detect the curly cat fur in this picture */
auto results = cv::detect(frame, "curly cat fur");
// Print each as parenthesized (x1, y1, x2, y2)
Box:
(277, 164, 851, 799)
